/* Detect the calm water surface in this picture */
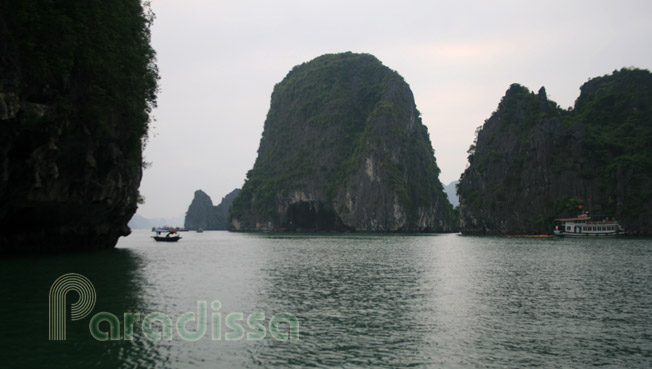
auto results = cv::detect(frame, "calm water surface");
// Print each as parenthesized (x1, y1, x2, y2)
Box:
(1, 231, 652, 368)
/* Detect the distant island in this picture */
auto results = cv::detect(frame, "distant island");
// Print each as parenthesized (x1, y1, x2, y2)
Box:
(444, 181, 460, 208)
(458, 68, 652, 235)
(228, 53, 456, 232)
(128, 214, 185, 230)
(184, 189, 240, 230)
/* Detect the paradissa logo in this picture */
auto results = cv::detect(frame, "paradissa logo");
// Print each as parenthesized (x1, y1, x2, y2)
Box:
(49, 273, 299, 342)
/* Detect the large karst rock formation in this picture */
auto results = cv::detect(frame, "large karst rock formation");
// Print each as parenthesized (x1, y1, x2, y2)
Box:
(229, 53, 455, 232)
(458, 68, 652, 235)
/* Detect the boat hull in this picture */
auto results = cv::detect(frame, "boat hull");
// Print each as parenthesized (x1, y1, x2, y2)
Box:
(152, 236, 181, 242)
(554, 231, 618, 237)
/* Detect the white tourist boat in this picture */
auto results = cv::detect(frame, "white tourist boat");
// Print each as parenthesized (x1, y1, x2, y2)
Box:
(553, 213, 624, 237)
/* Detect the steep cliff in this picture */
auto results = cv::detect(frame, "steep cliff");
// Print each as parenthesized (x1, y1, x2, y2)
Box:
(458, 68, 652, 235)
(214, 189, 241, 228)
(229, 53, 455, 232)
(185, 189, 240, 230)
(0, 1, 158, 252)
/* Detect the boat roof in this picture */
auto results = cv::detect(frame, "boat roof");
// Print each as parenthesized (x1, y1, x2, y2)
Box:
(554, 217, 591, 221)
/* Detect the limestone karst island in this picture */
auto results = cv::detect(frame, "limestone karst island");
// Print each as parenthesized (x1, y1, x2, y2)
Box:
(228, 53, 456, 233)
(458, 69, 652, 235)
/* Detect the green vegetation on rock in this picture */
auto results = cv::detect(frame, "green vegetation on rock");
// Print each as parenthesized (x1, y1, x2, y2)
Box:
(230, 52, 455, 232)
(0, 0, 159, 252)
(458, 68, 652, 235)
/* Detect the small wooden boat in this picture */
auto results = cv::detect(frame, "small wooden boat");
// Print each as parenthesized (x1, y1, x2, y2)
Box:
(152, 228, 182, 242)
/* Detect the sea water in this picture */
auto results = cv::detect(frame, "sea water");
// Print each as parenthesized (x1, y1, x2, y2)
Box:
(1, 231, 651, 368)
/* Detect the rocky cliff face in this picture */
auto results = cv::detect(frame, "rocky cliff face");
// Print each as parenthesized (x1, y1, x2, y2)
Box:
(229, 53, 455, 232)
(458, 69, 652, 235)
(214, 189, 241, 229)
(0, 1, 158, 252)
(185, 189, 240, 230)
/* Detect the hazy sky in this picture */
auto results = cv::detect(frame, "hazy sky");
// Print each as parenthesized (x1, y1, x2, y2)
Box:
(137, 0, 652, 220)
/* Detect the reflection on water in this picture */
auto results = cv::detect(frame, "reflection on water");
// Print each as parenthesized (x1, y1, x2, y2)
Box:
(249, 234, 437, 367)
(0, 248, 158, 368)
(2, 232, 652, 368)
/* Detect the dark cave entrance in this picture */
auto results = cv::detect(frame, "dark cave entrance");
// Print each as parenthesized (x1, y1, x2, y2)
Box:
(285, 201, 343, 231)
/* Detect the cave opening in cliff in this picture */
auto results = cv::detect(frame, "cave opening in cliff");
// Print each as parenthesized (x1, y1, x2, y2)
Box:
(285, 201, 340, 231)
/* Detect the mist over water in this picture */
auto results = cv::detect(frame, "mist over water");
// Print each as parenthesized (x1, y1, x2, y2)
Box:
(2, 232, 651, 367)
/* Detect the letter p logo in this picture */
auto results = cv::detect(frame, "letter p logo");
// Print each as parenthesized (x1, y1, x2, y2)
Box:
(49, 273, 96, 340)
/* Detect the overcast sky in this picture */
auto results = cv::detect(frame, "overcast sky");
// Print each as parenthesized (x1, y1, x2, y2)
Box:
(137, 0, 652, 220)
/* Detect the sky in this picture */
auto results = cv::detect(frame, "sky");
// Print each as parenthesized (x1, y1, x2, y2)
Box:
(137, 0, 652, 220)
